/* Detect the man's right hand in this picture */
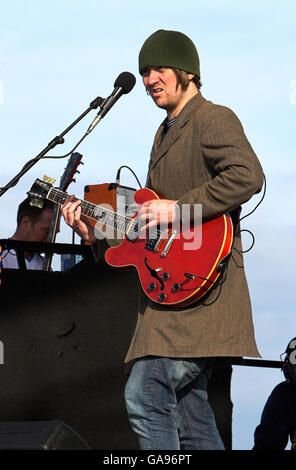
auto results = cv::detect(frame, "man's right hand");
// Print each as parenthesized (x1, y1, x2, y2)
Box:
(61, 195, 96, 243)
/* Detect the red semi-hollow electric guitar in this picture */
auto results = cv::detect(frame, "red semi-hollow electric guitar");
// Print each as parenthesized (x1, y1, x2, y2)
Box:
(28, 177, 233, 307)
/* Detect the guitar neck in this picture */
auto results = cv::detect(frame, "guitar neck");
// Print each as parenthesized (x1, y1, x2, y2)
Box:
(47, 187, 131, 234)
(42, 204, 61, 271)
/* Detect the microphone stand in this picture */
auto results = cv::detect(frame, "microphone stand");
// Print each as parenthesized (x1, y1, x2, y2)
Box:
(0, 95, 104, 198)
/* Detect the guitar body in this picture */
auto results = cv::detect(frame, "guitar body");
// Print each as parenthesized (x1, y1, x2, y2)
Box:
(105, 188, 233, 307)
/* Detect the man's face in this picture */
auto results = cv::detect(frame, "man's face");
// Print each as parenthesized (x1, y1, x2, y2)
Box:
(25, 208, 53, 243)
(142, 67, 195, 119)
(142, 67, 180, 113)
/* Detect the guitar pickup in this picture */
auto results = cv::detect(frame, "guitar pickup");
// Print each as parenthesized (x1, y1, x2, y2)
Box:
(145, 228, 168, 252)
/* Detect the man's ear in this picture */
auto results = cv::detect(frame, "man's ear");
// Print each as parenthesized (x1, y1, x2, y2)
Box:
(187, 73, 195, 81)
(20, 216, 32, 231)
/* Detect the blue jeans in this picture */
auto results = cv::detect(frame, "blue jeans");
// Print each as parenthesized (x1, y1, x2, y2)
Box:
(124, 356, 225, 450)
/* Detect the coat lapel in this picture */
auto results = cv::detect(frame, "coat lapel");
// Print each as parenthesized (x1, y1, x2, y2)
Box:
(149, 93, 205, 172)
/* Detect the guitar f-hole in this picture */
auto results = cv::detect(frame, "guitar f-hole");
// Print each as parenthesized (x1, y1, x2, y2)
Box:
(144, 258, 165, 290)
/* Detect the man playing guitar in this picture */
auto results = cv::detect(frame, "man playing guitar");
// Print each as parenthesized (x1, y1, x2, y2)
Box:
(61, 30, 264, 450)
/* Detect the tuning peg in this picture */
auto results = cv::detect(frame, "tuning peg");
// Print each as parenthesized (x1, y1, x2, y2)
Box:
(72, 178, 76, 183)
(30, 198, 44, 208)
(79, 161, 84, 165)
(76, 170, 80, 174)
(43, 175, 56, 185)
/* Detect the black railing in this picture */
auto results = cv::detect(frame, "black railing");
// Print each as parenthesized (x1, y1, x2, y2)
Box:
(0, 239, 94, 271)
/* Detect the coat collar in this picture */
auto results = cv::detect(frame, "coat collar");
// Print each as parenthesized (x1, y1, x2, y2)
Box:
(149, 92, 205, 171)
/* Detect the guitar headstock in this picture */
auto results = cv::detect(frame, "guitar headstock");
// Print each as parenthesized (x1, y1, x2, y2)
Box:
(27, 176, 56, 208)
(27, 153, 83, 209)
(60, 152, 83, 191)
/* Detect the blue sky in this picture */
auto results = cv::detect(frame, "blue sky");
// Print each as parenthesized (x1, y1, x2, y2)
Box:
(1, 0, 296, 450)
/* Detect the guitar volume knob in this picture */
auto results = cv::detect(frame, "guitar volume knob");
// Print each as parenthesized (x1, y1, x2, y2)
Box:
(161, 272, 170, 281)
(158, 293, 167, 302)
(148, 282, 157, 292)
(172, 283, 181, 293)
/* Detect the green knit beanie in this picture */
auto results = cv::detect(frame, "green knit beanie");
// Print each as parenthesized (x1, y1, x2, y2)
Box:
(139, 29, 200, 77)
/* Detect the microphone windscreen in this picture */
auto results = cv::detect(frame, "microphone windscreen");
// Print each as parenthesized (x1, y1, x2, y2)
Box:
(114, 72, 136, 94)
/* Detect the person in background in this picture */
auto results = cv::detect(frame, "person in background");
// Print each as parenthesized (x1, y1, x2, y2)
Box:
(253, 337, 296, 451)
(1, 198, 54, 270)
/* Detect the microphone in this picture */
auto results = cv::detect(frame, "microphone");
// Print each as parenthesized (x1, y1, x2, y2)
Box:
(86, 72, 136, 134)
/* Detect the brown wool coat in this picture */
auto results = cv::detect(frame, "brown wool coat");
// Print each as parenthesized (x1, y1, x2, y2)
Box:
(124, 92, 264, 363)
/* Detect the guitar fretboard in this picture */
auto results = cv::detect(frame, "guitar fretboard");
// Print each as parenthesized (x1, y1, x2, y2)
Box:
(47, 187, 132, 234)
